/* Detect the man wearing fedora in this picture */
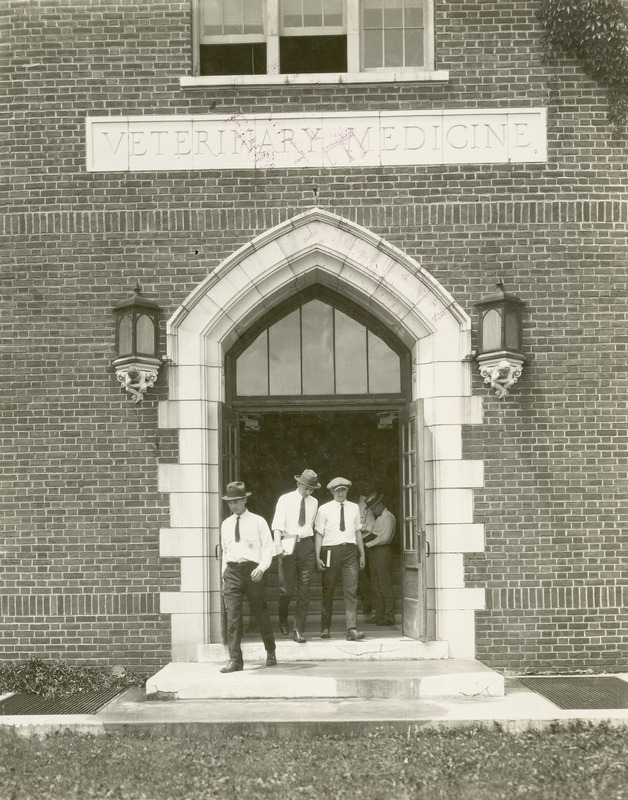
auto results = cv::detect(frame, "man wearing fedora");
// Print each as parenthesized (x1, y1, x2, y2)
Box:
(314, 477, 366, 641)
(219, 481, 276, 673)
(271, 468, 320, 643)
(363, 491, 396, 626)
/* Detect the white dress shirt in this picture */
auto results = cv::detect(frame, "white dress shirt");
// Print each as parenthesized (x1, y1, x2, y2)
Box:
(314, 500, 362, 546)
(271, 489, 318, 539)
(365, 507, 396, 548)
(221, 509, 273, 573)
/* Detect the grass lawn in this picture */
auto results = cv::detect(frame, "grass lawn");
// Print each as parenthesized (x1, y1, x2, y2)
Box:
(0, 723, 626, 800)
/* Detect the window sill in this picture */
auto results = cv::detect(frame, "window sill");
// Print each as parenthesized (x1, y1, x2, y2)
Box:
(180, 70, 449, 88)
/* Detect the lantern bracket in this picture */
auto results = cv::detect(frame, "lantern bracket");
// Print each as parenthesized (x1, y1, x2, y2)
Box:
(477, 353, 524, 399)
(113, 356, 162, 403)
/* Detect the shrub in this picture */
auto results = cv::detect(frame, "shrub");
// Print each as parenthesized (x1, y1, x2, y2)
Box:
(0, 659, 147, 699)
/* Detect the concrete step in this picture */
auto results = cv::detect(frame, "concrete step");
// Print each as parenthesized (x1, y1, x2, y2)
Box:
(147, 659, 504, 700)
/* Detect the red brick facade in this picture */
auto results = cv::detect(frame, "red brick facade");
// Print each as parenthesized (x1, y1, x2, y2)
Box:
(2, 0, 626, 673)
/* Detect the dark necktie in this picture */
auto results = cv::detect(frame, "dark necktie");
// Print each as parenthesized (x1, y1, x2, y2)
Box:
(234, 515, 241, 542)
(339, 503, 345, 532)
(298, 497, 306, 527)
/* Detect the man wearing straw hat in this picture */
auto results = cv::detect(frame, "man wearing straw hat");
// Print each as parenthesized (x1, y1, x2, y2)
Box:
(219, 481, 276, 673)
(272, 469, 321, 644)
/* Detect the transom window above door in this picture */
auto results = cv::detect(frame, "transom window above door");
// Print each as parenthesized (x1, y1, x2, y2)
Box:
(193, 0, 436, 81)
(228, 292, 410, 403)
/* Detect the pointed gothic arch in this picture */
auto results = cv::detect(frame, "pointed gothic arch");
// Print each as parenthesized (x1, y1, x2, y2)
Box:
(158, 208, 485, 663)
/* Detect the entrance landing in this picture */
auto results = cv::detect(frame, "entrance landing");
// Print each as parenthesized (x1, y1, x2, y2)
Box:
(147, 658, 504, 701)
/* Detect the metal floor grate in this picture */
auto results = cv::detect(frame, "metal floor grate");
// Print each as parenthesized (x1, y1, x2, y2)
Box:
(517, 676, 628, 710)
(0, 686, 125, 715)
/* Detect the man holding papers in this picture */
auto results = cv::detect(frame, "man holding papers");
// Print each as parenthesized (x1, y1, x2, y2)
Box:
(272, 469, 320, 643)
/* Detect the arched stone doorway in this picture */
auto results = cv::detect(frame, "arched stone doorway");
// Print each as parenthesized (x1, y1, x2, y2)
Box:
(158, 208, 485, 662)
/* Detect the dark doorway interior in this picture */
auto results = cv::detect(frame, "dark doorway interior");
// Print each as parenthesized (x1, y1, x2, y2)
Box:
(237, 410, 403, 629)
(239, 410, 400, 525)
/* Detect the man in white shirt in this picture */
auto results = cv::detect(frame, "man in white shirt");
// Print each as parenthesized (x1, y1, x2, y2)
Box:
(272, 469, 320, 644)
(362, 491, 397, 626)
(314, 477, 366, 641)
(220, 481, 276, 673)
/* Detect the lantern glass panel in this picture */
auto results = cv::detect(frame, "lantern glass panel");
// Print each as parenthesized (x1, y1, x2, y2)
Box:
(118, 314, 133, 357)
(482, 308, 502, 351)
(505, 309, 519, 351)
(137, 314, 155, 355)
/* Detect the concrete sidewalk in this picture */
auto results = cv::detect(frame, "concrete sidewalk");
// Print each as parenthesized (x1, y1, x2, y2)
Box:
(1, 675, 627, 738)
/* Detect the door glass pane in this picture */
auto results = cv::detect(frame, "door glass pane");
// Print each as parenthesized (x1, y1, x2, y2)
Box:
(384, 28, 403, 66)
(335, 310, 367, 393)
(301, 300, 334, 394)
(483, 308, 502, 351)
(237, 331, 268, 395)
(404, 26, 423, 65)
(363, 28, 383, 67)
(136, 314, 154, 354)
(367, 331, 401, 392)
(304, 0, 323, 27)
(269, 309, 301, 394)
(244, 0, 264, 33)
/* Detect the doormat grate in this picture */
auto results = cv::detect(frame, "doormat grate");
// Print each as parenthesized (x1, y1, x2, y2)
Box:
(517, 676, 628, 710)
(0, 686, 125, 716)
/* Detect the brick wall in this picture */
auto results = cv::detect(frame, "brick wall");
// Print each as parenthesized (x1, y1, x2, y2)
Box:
(2, 0, 626, 672)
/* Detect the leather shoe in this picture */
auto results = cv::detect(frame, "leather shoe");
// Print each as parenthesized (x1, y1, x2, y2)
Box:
(366, 616, 382, 625)
(279, 622, 289, 636)
(320, 628, 331, 639)
(377, 618, 395, 626)
(266, 651, 277, 666)
(293, 630, 306, 644)
(220, 661, 243, 674)
(346, 628, 365, 641)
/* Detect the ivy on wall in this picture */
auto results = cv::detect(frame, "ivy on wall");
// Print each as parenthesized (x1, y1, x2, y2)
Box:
(537, 0, 628, 136)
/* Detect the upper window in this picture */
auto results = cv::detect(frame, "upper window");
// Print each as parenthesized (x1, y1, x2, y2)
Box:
(194, 0, 434, 77)
(228, 291, 409, 402)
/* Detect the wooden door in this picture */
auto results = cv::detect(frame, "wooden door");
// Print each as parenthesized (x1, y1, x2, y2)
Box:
(218, 403, 240, 641)
(399, 399, 428, 639)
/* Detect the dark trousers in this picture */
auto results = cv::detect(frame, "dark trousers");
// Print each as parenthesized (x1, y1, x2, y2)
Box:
(320, 543, 359, 631)
(357, 560, 372, 613)
(368, 544, 395, 620)
(222, 561, 276, 662)
(278, 537, 316, 632)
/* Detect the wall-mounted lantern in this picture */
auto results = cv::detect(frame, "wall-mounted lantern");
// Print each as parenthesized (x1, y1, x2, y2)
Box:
(112, 285, 162, 403)
(475, 281, 525, 399)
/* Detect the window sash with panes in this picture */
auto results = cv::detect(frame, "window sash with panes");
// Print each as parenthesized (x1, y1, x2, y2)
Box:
(194, 0, 433, 77)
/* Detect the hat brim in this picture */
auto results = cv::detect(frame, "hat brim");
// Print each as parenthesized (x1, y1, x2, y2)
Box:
(222, 492, 252, 500)
(365, 494, 384, 509)
(295, 475, 321, 489)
